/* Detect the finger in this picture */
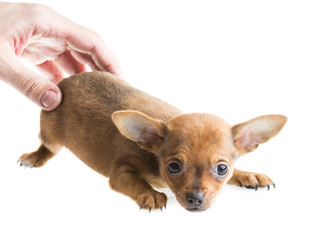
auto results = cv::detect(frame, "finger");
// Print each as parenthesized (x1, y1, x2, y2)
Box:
(70, 50, 101, 71)
(56, 50, 86, 75)
(31, 13, 123, 76)
(59, 21, 123, 77)
(36, 60, 64, 84)
(0, 51, 62, 111)
(88, 41, 124, 77)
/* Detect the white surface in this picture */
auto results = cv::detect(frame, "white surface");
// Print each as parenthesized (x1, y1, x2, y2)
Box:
(0, 0, 309, 239)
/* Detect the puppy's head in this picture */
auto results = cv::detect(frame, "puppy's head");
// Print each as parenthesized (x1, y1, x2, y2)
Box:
(112, 111, 286, 211)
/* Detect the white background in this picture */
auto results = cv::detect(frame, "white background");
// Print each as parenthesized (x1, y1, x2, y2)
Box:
(0, 0, 309, 239)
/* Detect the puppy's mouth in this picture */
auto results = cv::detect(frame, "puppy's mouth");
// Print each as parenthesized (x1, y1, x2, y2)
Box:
(186, 207, 207, 212)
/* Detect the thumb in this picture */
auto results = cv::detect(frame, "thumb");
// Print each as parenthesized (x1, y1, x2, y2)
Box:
(24, 77, 62, 111)
(0, 53, 62, 111)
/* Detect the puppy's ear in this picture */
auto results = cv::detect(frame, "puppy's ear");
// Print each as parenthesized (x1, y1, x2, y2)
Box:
(232, 115, 287, 154)
(112, 110, 167, 152)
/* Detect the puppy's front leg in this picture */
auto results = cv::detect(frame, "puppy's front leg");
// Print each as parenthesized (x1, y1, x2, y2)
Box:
(109, 163, 167, 210)
(228, 168, 275, 190)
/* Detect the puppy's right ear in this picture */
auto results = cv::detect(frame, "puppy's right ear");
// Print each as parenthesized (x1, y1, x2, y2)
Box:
(232, 114, 287, 155)
(112, 110, 167, 152)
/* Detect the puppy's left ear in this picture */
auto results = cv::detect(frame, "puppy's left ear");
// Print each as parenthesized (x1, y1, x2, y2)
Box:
(112, 110, 167, 152)
(232, 114, 287, 154)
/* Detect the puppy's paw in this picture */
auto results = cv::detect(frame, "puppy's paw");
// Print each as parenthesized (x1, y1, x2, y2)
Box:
(18, 152, 46, 168)
(229, 170, 275, 191)
(136, 190, 167, 211)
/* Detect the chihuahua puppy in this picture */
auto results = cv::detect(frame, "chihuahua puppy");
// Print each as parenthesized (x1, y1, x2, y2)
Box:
(19, 72, 286, 212)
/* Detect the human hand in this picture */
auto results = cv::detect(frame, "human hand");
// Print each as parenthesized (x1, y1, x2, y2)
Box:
(0, 2, 123, 111)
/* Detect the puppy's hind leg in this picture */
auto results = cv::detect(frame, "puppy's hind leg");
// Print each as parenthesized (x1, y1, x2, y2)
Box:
(18, 131, 61, 168)
(18, 144, 61, 168)
(18, 143, 61, 168)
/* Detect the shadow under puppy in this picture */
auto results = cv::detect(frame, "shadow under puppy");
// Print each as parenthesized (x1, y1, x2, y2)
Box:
(19, 72, 287, 212)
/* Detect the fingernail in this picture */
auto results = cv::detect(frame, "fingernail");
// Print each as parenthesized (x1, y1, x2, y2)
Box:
(40, 90, 57, 108)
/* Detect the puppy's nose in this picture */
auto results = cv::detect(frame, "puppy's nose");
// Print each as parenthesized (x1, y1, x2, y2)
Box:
(186, 192, 205, 207)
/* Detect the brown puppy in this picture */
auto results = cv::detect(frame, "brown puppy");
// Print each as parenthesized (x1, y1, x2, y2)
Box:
(19, 72, 287, 212)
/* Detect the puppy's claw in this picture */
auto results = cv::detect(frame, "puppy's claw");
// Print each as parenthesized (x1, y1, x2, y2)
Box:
(244, 183, 276, 191)
(149, 207, 152, 213)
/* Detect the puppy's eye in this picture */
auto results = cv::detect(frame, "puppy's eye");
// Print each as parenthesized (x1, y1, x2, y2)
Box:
(216, 163, 228, 177)
(167, 160, 182, 175)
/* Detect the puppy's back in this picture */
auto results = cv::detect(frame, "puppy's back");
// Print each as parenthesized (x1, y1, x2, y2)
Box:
(39, 71, 180, 175)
